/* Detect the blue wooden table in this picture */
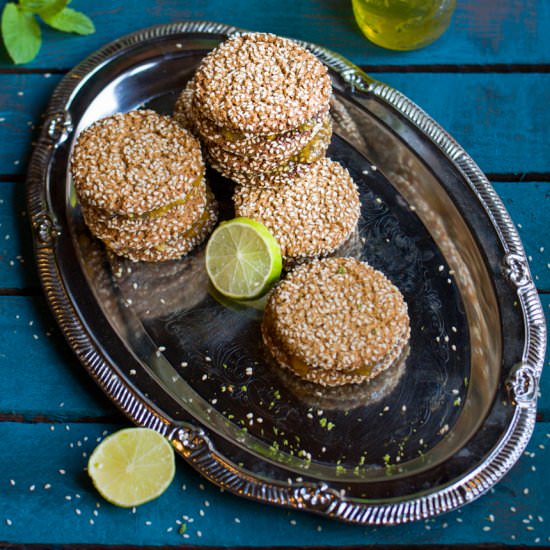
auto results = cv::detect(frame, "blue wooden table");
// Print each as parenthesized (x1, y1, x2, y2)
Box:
(1, 0, 549, 547)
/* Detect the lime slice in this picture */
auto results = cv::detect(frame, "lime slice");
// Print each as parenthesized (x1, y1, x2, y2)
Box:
(87, 427, 175, 507)
(205, 217, 282, 300)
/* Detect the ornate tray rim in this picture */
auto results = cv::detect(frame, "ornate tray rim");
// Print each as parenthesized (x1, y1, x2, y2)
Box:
(26, 21, 546, 525)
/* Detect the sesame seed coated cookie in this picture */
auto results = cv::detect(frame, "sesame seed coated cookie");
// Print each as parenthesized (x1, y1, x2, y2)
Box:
(232, 158, 361, 263)
(81, 179, 209, 251)
(206, 116, 332, 177)
(192, 33, 332, 135)
(208, 155, 312, 188)
(173, 80, 196, 133)
(71, 109, 204, 215)
(273, 345, 409, 408)
(110, 193, 218, 263)
(193, 110, 330, 160)
(175, 77, 331, 159)
(262, 257, 410, 387)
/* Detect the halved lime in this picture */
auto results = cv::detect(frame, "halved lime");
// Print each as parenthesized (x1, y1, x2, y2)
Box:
(87, 427, 175, 508)
(205, 217, 282, 300)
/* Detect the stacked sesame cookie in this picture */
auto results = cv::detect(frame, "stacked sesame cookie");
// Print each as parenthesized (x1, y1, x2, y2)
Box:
(262, 257, 411, 387)
(71, 110, 217, 262)
(174, 32, 333, 186)
(175, 33, 360, 266)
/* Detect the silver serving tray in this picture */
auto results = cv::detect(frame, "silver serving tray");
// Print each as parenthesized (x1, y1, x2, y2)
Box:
(27, 22, 546, 525)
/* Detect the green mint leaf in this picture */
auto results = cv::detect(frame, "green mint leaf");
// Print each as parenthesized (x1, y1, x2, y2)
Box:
(20, 0, 68, 18)
(42, 7, 94, 34)
(1, 3, 42, 64)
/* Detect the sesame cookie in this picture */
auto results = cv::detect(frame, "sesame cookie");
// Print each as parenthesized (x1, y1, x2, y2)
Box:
(111, 193, 218, 262)
(71, 109, 204, 215)
(207, 155, 312, 187)
(206, 116, 332, 178)
(81, 179, 209, 251)
(175, 76, 331, 162)
(232, 158, 361, 263)
(273, 345, 409, 409)
(191, 33, 332, 135)
(262, 257, 410, 387)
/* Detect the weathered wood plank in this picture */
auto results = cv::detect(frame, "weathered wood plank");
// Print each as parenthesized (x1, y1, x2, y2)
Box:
(537, 294, 550, 413)
(493, 182, 550, 291)
(2, 73, 550, 177)
(0, 181, 39, 290)
(2, 181, 548, 291)
(0, 73, 62, 176)
(0, 0, 548, 70)
(375, 73, 550, 177)
(0, 296, 117, 419)
(0, 421, 548, 546)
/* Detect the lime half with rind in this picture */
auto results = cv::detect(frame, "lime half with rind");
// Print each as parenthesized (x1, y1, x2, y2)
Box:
(87, 427, 175, 508)
(205, 217, 282, 300)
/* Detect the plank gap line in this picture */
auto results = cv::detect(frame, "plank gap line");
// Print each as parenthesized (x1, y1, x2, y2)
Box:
(361, 63, 550, 74)
(0, 413, 124, 424)
(0, 288, 42, 297)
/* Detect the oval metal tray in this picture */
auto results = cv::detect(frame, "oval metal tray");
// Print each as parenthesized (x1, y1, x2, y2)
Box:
(26, 21, 546, 525)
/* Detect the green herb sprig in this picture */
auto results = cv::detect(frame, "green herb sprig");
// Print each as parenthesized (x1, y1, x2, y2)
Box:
(1, 0, 95, 64)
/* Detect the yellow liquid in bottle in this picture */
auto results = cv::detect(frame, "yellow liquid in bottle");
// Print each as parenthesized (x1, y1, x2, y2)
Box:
(352, 0, 456, 51)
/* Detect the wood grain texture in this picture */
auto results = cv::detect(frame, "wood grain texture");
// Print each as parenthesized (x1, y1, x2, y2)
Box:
(0, 296, 117, 419)
(0, 181, 39, 290)
(2, 73, 550, 177)
(493, 182, 550, 292)
(0, 421, 548, 546)
(0, 0, 548, 70)
(0, 74, 61, 177)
